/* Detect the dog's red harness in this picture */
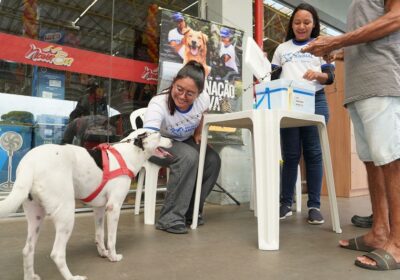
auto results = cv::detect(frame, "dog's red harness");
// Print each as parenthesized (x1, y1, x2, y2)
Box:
(81, 143, 135, 203)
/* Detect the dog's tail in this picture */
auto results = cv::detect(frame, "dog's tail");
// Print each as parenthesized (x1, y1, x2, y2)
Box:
(0, 167, 33, 217)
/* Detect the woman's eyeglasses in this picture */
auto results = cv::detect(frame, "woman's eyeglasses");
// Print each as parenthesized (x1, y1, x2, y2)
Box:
(174, 84, 198, 99)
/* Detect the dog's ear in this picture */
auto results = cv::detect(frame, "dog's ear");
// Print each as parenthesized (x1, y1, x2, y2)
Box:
(133, 132, 146, 151)
(201, 32, 209, 44)
(182, 28, 191, 46)
(200, 32, 208, 58)
(183, 27, 192, 36)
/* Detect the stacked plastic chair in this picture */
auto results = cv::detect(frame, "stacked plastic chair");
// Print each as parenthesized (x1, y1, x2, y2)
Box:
(130, 108, 167, 225)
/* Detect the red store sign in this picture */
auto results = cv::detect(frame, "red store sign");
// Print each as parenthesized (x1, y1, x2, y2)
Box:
(25, 44, 74, 67)
(0, 32, 158, 84)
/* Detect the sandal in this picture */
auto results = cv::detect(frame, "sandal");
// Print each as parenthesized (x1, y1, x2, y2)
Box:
(340, 236, 376, 252)
(355, 248, 400, 270)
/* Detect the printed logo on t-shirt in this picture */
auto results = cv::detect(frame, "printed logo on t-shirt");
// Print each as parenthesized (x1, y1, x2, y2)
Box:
(166, 113, 202, 137)
(169, 123, 198, 137)
(282, 51, 314, 63)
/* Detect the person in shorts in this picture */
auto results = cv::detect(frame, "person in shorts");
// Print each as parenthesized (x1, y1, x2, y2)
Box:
(303, 0, 400, 271)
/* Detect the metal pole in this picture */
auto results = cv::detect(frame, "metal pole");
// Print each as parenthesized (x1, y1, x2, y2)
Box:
(254, 0, 264, 48)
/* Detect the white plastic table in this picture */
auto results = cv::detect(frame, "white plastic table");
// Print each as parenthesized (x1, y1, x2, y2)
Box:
(191, 109, 342, 250)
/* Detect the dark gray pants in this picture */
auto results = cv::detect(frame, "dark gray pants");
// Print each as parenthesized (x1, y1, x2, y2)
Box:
(150, 137, 221, 228)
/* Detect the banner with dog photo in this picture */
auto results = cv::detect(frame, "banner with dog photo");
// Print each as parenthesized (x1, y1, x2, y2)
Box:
(158, 9, 244, 144)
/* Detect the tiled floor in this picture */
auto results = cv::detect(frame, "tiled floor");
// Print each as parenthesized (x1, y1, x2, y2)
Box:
(0, 195, 398, 280)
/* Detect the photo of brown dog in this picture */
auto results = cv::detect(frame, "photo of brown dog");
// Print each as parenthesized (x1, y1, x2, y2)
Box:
(182, 28, 211, 76)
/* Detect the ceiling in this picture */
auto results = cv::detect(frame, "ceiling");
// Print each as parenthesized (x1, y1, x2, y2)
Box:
(0, 0, 199, 58)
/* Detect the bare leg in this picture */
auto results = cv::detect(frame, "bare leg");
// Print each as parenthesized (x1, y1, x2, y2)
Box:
(93, 206, 108, 257)
(22, 200, 45, 280)
(340, 162, 389, 248)
(357, 160, 400, 266)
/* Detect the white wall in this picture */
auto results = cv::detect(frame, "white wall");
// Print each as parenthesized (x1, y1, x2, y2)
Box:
(200, 0, 254, 204)
(277, 0, 352, 32)
(197, 0, 350, 205)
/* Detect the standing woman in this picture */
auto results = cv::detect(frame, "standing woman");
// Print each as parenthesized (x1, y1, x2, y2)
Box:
(271, 3, 335, 224)
(143, 60, 221, 234)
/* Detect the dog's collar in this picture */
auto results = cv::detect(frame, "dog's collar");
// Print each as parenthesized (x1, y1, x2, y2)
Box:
(120, 131, 158, 151)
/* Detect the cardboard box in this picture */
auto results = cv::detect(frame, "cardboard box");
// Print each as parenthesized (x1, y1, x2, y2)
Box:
(254, 79, 316, 114)
(36, 114, 69, 125)
(33, 115, 68, 147)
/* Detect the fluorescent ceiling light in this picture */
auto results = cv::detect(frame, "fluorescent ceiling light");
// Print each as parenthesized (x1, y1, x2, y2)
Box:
(181, 1, 198, 12)
(73, 0, 98, 25)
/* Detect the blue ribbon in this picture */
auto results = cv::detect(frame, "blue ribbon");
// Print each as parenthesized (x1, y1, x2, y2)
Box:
(293, 89, 314, 96)
(255, 87, 314, 109)
(256, 87, 287, 109)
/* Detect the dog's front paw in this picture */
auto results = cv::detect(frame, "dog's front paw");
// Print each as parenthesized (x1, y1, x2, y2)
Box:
(108, 253, 123, 262)
(24, 274, 41, 280)
(69, 275, 87, 280)
(96, 247, 109, 258)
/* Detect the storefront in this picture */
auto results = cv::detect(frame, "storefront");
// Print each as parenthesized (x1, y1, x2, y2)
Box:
(0, 0, 361, 212)
(0, 0, 199, 205)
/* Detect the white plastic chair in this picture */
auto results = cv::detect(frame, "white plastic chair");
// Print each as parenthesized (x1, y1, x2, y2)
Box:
(130, 108, 167, 225)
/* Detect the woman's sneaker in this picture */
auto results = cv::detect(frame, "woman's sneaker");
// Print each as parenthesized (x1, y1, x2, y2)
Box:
(156, 223, 188, 234)
(185, 215, 205, 226)
(280, 205, 293, 220)
(308, 208, 324, 225)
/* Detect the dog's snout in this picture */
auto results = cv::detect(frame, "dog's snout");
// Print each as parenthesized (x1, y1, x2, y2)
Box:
(160, 137, 172, 148)
(191, 40, 197, 46)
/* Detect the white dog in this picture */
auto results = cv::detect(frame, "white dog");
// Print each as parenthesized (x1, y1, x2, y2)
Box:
(0, 128, 171, 280)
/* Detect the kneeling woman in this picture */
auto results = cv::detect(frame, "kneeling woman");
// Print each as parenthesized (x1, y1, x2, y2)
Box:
(144, 61, 221, 234)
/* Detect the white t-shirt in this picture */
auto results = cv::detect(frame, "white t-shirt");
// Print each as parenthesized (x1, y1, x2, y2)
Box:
(219, 43, 238, 73)
(272, 39, 330, 91)
(168, 28, 185, 59)
(144, 92, 210, 141)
